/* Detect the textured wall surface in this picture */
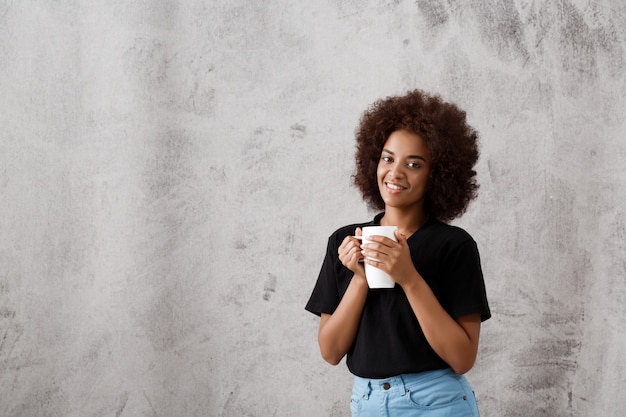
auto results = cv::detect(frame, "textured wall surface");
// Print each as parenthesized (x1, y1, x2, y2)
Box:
(1, 1, 625, 416)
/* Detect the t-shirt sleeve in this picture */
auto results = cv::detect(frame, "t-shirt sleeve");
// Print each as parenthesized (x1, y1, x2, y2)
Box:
(305, 236, 341, 317)
(442, 239, 491, 322)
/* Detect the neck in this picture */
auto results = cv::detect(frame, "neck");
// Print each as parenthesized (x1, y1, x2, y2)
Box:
(380, 206, 428, 237)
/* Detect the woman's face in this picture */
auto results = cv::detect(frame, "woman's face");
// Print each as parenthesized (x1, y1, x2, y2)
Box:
(376, 129, 431, 213)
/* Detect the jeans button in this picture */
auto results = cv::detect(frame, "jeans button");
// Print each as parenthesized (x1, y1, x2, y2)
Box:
(382, 382, 391, 390)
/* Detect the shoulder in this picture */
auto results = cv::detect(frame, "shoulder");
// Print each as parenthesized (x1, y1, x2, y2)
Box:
(436, 221, 474, 241)
(418, 219, 477, 250)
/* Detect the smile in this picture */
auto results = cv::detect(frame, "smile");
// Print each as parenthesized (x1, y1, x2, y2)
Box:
(385, 182, 406, 191)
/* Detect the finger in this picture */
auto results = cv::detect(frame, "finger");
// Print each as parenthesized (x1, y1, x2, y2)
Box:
(364, 235, 396, 247)
(394, 230, 407, 245)
(362, 245, 386, 263)
(362, 242, 391, 259)
(339, 235, 352, 251)
(363, 257, 382, 268)
(347, 245, 360, 259)
(339, 238, 357, 256)
(341, 233, 364, 249)
(341, 244, 361, 262)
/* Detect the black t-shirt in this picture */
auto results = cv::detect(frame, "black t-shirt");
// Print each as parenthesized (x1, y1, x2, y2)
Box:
(305, 213, 491, 378)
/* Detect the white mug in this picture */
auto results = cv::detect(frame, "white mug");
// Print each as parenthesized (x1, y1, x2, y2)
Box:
(359, 226, 398, 289)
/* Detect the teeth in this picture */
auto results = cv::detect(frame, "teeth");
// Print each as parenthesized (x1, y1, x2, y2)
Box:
(387, 183, 404, 190)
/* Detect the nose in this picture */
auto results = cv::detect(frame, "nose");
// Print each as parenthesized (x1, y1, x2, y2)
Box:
(389, 162, 405, 179)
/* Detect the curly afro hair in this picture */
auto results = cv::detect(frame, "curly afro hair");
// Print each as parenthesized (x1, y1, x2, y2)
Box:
(353, 89, 479, 222)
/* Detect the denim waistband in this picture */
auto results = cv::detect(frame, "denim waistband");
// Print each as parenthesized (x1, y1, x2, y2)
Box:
(353, 369, 455, 399)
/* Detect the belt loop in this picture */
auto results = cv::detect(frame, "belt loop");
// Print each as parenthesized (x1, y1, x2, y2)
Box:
(364, 380, 372, 399)
(399, 375, 408, 396)
(354, 376, 373, 400)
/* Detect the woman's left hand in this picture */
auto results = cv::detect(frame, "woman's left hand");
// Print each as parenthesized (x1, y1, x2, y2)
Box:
(361, 230, 418, 287)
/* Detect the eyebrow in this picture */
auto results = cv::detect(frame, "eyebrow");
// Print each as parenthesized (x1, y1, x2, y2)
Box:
(382, 148, 427, 162)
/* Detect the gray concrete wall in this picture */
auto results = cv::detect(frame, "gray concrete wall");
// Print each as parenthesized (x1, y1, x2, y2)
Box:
(1, 1, 625, 416)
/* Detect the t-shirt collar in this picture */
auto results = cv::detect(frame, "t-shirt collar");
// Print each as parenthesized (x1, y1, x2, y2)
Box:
(371, 212, 435, 236)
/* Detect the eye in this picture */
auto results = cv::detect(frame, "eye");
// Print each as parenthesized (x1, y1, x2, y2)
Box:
(407, 161, 421, 168)
(381, 156, 393, 163)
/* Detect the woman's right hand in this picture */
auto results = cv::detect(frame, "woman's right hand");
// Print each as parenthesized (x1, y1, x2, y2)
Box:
(338, 227, 365, 276)
(319, 227, 369, 365)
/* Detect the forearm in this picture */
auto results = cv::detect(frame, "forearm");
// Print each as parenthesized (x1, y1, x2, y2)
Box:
(318, 274, 369, 365)
(401, 272, 480, 374)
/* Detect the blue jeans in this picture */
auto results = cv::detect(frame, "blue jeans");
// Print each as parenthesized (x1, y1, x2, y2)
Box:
(350, 369, 481, 417)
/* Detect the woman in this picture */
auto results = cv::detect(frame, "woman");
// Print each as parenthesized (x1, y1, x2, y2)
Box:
(305, 89, 491, 416)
